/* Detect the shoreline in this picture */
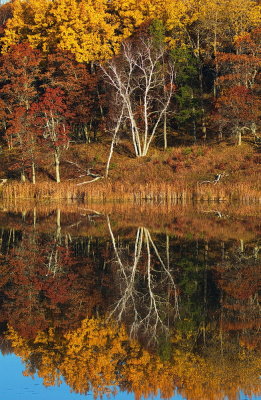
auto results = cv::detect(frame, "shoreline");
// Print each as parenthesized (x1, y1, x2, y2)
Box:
(1, 142, 260, 203)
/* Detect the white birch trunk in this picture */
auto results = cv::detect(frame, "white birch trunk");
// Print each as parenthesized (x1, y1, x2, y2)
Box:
(54, 148, 61, 183)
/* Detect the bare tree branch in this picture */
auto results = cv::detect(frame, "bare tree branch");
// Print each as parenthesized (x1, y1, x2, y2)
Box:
(100, 37, 175, 157)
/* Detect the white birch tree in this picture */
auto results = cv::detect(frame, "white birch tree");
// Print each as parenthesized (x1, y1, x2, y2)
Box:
(100, 36, 175, 157)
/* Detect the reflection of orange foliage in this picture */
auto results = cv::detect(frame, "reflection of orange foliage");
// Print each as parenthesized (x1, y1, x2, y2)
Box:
(217, 264, 260, 300)
(223, 320, 260, 331)
(5, 318, 261, 400)
(0, 234, 107, 338)
(215, 261, 260, 353)
(240, 336, 261, 351)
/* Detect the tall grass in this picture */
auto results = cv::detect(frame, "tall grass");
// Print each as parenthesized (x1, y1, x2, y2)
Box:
(1, 180, 260, 203)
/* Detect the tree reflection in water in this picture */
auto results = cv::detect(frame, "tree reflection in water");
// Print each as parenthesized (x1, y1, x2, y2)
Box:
(0, 204, 260, 400)
(107, 215, 179, 343)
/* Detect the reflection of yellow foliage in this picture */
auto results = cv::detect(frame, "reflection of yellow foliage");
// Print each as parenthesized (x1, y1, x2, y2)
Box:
(6, 325, 31, 359)
(61, 318, 128, 396)
(5, 318, 261, 400)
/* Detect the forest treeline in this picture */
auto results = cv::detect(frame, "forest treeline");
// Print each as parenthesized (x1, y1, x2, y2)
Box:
(0, 0, 260, 185)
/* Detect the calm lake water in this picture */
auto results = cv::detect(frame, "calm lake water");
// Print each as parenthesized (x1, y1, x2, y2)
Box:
(0, 201, 260, 400)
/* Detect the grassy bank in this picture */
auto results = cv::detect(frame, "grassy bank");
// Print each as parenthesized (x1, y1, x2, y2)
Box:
(1, 142, 260, 203)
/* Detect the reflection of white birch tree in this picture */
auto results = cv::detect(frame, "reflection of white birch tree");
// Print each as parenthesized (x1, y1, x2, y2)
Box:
(107, 216, 179, 342)
(45, 209, 66, 277)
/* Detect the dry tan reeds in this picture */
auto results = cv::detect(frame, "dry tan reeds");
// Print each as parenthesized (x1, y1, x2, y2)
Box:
(0, 180, 260, 203)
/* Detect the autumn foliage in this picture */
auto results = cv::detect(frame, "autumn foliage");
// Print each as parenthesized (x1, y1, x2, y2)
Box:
(0, 0, 259, 189)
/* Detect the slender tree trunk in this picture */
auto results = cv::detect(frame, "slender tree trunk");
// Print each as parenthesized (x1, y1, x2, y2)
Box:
(21, 169, 26, 183)
(203, 240, 208, 346)
(32, 161, 36, 184)
(105, 139, 115, 178)
(193, 120, 197, 143)
(54, 148, 61, 183)
(202, 114, 207, 141)
(7, 130, 13, 150)
(105, 110, 123, 178)
(56, 208, 61, 242)
(250, 122, 256, 138)
(33, 207, 37, 228)
(162, 53, 168, 151)
(166, 234, 170, 268)
(200, 68, 207, 140)
(238, 129, 242, 146)
(196, 30, 207, 141)
(213, 14, 218, 99)
(84, 125, 90, 143)
(163, 110, 167, 150)
(191, 89, 197, 143)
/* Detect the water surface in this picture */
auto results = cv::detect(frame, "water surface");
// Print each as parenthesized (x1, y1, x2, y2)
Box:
(0, 201, 260, 400)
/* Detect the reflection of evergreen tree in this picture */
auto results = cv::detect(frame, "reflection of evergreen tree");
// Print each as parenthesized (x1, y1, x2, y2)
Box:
(176, 259, 206, 331)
